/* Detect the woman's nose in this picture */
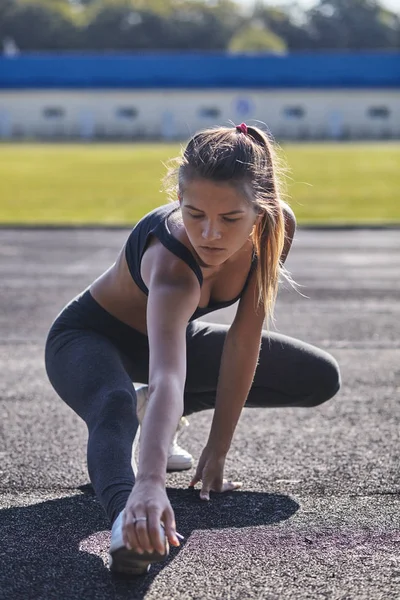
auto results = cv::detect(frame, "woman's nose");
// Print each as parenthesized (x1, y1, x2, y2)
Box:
(202, 222, 221, 240)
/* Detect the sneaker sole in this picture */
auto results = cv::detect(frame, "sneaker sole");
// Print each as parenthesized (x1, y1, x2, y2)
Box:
(166, 460, 193, 472)
(109, 544, 169, 576)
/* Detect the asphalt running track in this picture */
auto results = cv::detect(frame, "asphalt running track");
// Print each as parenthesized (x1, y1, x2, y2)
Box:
(0, 227, 399, 600)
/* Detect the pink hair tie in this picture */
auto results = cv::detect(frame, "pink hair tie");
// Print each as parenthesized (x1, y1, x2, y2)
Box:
(236, 123, 248, 135)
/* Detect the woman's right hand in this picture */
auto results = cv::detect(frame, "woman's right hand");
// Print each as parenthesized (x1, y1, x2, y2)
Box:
(122, 478, 181, 555)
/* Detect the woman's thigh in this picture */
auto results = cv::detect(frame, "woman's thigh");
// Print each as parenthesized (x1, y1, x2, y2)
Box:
(184, 320, 341, 414)
(45, 326, 139, 426)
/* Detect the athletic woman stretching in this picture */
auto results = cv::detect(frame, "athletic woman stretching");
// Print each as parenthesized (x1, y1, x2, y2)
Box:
(45, 124, 341, 576)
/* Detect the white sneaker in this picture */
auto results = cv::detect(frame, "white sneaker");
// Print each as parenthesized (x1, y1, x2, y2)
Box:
(109, 509, 168, 575)
(134, 383, 194, 472)
(166, 416, 194, 471)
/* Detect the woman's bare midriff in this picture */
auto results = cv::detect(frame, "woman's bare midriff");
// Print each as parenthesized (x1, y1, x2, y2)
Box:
(90, 247, 150, 335)
(90, 233, 254, 336)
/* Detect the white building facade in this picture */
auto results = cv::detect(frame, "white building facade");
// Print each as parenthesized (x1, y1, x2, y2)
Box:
(0, 52, 399, 141)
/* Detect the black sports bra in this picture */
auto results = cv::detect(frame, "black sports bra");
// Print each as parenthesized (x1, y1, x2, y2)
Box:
(125, 202, 257, 322)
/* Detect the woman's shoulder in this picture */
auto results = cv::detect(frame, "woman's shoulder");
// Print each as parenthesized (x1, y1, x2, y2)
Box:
(125, 201, 179, 250)
(280, 201, 296, 226)
(134, 201, 179, 230)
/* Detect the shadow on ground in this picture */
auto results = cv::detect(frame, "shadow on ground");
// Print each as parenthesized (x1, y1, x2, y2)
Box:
(0, 485, 299, 599)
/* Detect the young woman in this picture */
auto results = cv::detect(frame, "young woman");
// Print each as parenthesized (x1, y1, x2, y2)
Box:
(45, 124, 341, 576)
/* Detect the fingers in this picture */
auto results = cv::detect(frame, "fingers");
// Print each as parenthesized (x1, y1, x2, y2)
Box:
(123, 505, 181, 555)
(200, 485, 210, 501)
(162, 508, 181, 548)
(135, 513, 158, 554)
(145, 511, 166, 555)
(199, 473, 214, 501)
(222, 480, 243, 493)
(122, 507, 164, 555)
(199, 479, 243, 501)
(189, 466, 203, 488)
(188, 475, 200, 488)
(122, 508, 142, 553)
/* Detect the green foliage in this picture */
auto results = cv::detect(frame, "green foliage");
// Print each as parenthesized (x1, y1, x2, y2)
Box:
(0, 143, 399, 225)
(0, 0, 398, 51)
(308, 0, 400, 49)
(3, 2, 79, 50)
(228, 23, 287, 53)
(16, 0, 82, 22)
(252, 4, 316, 51)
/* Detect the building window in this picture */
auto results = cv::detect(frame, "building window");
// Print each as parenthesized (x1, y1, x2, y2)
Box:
(43, 107, 65, 119)
(198, 107, 221, 119)
(283, 106, 305, 119)
(367, 106, 390, 119)
(116, 107, 138, 119)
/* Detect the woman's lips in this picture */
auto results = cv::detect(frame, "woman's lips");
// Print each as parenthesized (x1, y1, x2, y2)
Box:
(199, 246, 225, 252)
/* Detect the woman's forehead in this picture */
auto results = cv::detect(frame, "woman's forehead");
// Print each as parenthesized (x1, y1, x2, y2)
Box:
(182, 179, 250, 207)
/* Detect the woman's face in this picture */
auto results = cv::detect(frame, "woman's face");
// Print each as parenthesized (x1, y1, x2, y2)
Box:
(179, 178, 260, 267)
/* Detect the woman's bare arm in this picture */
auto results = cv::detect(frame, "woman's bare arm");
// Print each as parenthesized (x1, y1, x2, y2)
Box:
(122, 246, 201, 554)
(205, 268, 265, 456)
(137, 247, 201, 484)
(205, 205, 297, 456)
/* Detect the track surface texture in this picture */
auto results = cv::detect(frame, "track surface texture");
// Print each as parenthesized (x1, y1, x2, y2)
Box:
(1, 227, 399, 600)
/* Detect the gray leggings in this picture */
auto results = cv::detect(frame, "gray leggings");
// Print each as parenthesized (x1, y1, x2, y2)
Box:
(45, 290, 340, 526)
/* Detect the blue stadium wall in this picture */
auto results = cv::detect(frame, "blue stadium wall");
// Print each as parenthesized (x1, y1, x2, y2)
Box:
(0, 52, 399, 140)
(0, 52, 399, 89)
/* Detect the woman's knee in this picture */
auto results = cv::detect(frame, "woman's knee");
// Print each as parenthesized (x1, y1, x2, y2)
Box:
(89, 388, 137, 431)
(301, 352, 341, 407)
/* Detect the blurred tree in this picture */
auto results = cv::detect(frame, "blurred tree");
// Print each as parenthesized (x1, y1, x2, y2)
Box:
(0, 1, 16, 53)
(83, 1, 239, 50)
(167, 1, 240, 49)
(0, 0, 16, 14)
(0, 0, 16, 28)
(252, 4, 317, 50)
(17, 0, 82, 20)
(0, 0, 398, 51)
(307, 0, 400, 49)
(2, 2, 80, 50)
(83, 7, 166, 50)
(228, 22, 287, 52)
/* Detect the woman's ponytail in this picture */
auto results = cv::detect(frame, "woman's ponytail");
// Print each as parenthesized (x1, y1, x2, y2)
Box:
(247, 126, 286, 326)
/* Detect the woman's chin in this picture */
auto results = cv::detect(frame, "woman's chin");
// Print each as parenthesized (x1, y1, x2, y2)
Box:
(196, 253, 227, 269)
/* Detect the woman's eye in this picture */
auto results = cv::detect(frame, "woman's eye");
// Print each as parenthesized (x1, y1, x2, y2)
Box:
(188, 213, 239, 223)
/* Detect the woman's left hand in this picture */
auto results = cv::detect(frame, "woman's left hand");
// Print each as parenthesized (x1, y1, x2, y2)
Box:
(189, 445, 242, 501)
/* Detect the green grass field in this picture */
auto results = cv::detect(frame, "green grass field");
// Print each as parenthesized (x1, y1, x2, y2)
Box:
(0, 142, 399, 225)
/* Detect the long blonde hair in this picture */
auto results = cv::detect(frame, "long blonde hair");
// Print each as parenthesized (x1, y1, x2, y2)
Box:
(163, 124, 290, 326)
